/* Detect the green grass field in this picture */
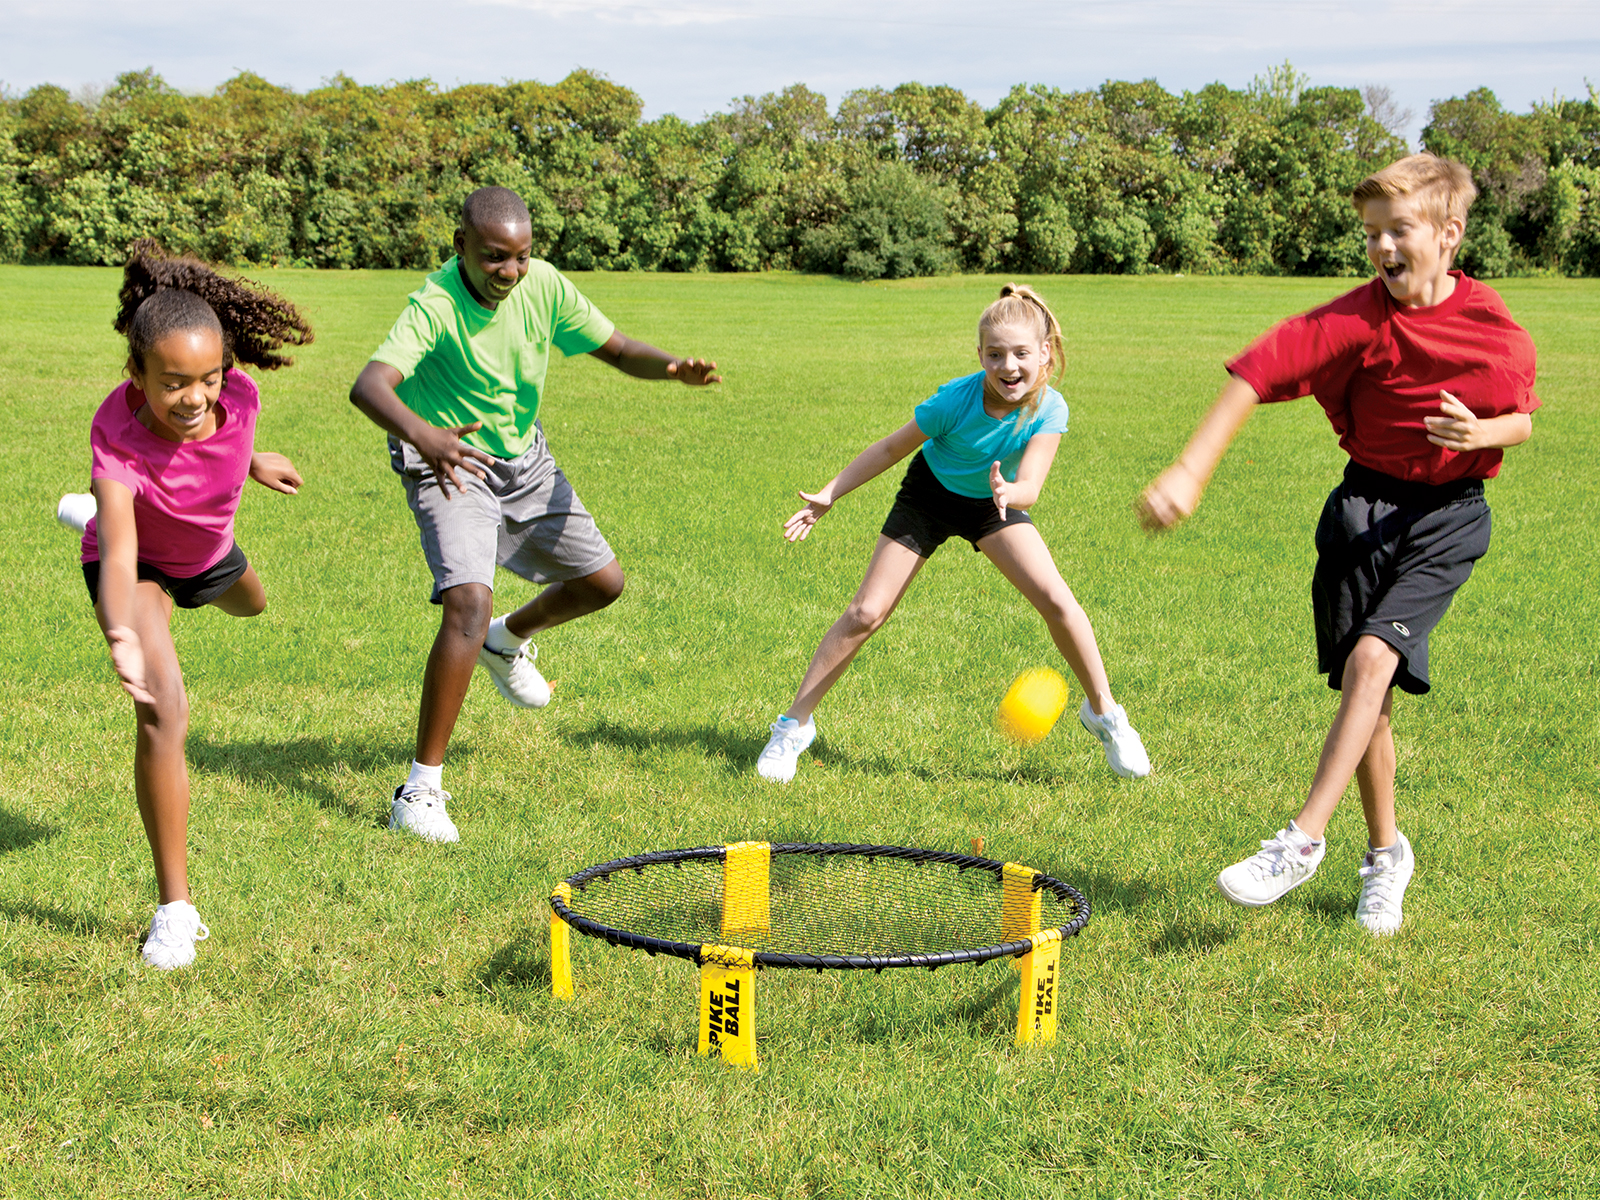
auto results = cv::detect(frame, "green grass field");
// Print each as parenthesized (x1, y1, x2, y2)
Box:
(1, 265, 1595, 1198)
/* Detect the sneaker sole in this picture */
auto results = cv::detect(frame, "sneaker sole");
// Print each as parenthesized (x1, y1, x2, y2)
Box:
(1216, 870, 1316, 908)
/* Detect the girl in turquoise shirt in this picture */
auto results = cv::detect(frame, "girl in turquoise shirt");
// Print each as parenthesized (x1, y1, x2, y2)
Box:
(757, 284, 1150, 783)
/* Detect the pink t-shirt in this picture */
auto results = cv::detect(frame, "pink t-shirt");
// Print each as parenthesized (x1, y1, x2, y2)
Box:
(81, 370, 260, 577)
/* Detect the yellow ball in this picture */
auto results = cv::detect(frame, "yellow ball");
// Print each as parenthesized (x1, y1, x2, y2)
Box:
(995, 668, 1070, 746)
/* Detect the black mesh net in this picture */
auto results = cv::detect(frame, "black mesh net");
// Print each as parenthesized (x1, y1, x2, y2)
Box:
(556, 844, 1089, 970)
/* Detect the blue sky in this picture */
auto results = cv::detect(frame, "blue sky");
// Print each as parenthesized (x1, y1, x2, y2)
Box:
(4, 0, 1596, 143)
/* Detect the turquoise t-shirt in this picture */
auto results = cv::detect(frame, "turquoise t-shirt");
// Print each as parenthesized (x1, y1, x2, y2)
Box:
(914, 371, 1069, 498)
(370, 257, 615, 459)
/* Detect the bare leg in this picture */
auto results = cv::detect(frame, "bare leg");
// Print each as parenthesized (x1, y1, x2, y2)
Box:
(416, 582, 493, 766)
(1294, 635, 1401, 840)
(503, 559, 625, 639)
(785, 537, 928, 723)
(208, 565, 267, 617)
(1355, 690, 1398, 849)
(96, 582, 191, 904)
(978, 523, 1116, 715)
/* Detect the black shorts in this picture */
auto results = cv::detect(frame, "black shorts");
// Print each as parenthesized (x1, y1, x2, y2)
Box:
(1312, 462, 1490, 695)
(881, 452, 1034, 558)
(83, 542, 251, 610)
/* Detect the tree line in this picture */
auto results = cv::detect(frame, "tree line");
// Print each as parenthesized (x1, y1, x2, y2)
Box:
(2, 64, 1597, 279)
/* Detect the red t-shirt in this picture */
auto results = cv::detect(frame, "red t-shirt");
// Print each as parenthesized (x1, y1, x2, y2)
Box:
(81, 370, 260, 576)
(1227, 273, 1539, 484)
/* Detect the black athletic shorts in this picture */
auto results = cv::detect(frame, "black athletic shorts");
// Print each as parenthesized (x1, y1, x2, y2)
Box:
(1312, 462, 1490, 695)
(83, 541, 251, 610)
(881, 451, 1034, 557)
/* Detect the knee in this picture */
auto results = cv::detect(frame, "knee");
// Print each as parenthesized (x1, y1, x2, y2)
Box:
(136, 674, 189, 736)
(1345, 636, 1401, 688)
(1036, 585, 1081, 630)
(841, 598, 892, 637)
(440, 584, 493, 641)
(582, 562, 625, 609)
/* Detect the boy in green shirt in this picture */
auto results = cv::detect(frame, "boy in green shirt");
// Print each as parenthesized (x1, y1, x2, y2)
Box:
(351, 187, 719, 842)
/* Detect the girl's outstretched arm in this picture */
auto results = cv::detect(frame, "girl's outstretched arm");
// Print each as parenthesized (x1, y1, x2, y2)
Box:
(989, 432, 1062, 519)
(783, 420, 927, 543)
(249, 452, 303, 495)
(1137, 374, 1259, 532)
(90, 479, 156, 705)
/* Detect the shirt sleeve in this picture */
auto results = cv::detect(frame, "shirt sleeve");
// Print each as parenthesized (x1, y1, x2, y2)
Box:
(1034, 390, 1069, 435)
(549, 270, 615, 357)
(370, 298, 442, 380)
(913, 378, 962, 439)
(89, 407, 144, 495)
(1226, 292, 1370, 406)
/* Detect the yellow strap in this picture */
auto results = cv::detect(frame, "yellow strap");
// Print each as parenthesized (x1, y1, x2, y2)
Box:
(721, 841, 772, 938)
(1001, 862, 1042, 943)
(550, 882, 573, 1001)
(698, 944, 758, 1069)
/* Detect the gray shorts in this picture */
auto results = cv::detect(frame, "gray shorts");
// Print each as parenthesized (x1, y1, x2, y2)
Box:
(389, 423, 615, 604)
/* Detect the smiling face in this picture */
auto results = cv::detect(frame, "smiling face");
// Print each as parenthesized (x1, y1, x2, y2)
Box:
(1361, 193, 1464, 309)
(127, 328, 226, 443)
(454, 218, 534, 309)
(979, 320, 1051, 409)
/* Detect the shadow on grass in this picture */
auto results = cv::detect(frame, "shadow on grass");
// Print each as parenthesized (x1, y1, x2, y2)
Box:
(555, 721, 1083, 789)
(476, 937, 551, 999)
(0, 900, 106, 935)
(184, 733, 418, 825)
(1148, 915, 1237, 956)
(0, 806, 58, 854)
(556, 720, 763, 773)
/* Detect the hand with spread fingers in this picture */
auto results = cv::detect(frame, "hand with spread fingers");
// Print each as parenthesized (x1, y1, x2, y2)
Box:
(666, 358, 722, 386)
(783, 491, 834, 542)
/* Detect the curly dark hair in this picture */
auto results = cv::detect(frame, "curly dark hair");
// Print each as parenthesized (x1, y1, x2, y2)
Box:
(114, 239, 314, 372)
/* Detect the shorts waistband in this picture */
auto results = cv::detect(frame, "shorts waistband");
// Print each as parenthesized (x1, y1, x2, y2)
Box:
(1341, 461, 1484, 508)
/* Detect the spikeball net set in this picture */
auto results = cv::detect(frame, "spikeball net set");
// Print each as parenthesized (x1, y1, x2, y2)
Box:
(549, 841, 1091, 1068)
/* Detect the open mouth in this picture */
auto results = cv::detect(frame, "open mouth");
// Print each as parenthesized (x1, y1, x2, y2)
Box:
(1382, 261, 1406, 280)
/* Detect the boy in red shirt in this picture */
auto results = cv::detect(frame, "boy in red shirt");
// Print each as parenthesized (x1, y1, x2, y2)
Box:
(1139, 154, 1539, 934)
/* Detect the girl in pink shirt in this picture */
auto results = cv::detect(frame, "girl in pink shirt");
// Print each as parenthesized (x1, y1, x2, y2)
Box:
(82, 241, 312, 970)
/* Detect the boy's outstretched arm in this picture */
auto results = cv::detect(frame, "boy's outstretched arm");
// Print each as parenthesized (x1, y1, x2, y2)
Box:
(784, 420, 928, 543)
(588, 331, 720, 385)
(1138, 374, 1259, 532)
(350, 361, 495, 497)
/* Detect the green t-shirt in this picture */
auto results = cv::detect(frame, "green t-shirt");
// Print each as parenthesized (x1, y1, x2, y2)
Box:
(370, 257, 615, 459)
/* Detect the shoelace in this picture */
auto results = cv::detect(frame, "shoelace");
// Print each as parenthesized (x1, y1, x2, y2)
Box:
(1357, 855, 1399, 908)
(1247, 834, 1307, 880)
(766, 722, 808, 753)
(150, 909, 209, 946)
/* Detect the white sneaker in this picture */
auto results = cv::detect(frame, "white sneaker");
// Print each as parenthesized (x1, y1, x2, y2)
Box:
(57, 493, 96, 533)
(1217, 822, 1326, 907)
(478, 639, 550, 707)
(141, 900, 209, 970)
(756, 715, 816, 782)
(1355, 832, 1415, 935)
(390, 784, 460, 843)
(1077, 700, 1151, 778)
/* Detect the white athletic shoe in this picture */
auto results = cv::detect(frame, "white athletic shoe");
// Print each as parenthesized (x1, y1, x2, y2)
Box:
(756, 715, 816, 783)
(141, 900, 209, 970)
(1077, 700, 1151, 778)
(478, 640, 551, 708)
(1217, 822, 1326, 907)
(1355, 832, 1415, 935)
(390, 784, 460, 843)
(57, 493, 96, 534)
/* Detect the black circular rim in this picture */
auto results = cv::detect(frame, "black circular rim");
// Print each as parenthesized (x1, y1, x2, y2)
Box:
(550, 842, 1091, 971)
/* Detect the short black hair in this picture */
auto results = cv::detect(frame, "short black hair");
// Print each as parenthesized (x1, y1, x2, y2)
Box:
(461, 187, 531, 233)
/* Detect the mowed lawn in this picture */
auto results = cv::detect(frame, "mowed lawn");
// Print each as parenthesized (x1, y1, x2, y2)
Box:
(0, 264, 1595, 1198)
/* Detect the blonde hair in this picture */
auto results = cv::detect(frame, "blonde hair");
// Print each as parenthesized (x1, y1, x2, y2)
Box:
(977, 283, 1065, 420)
(1352, 154, 1478, 230)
